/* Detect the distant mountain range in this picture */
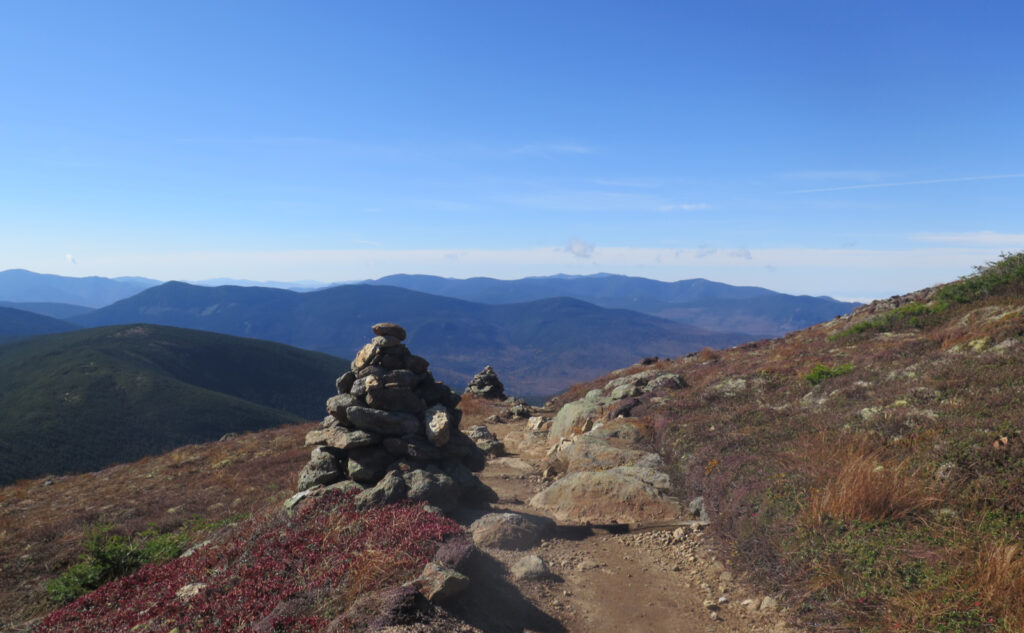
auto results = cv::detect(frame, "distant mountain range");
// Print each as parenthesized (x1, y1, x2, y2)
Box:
(0, 269, 160, 308)
(0, 324, 346, 484)
(70, 282, 747, 397)
(0, 306, 79, 344)
(361, 273, 859, 337)
(1, 269, 861, 396)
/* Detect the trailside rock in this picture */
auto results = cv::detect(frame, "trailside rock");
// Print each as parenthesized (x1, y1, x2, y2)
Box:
(528, 467, 683, 524)
(464, 365, 506, 400)
(511, 555, 550, 581)
(469, 512, 555, 550)
(415, 562, 470, 602)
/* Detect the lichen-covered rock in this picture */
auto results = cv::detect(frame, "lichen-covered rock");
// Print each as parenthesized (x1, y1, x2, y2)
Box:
(415, 562, 469, 602)
(468, 512, 554, 550)
(511, 554, 550, 581)
(425, 404, 454, 447)
(346, 406, 421, 436)
(297, 447, 343, 491)
(347, 447, 394, 484)
(529, 467, 683, 524)
(354, 470, 407, 509)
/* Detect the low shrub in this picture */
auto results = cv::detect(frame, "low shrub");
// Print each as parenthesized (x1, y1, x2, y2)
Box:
(37, 491, 461, 633)
(938, 251, 1024, 304)
(46, 524, 188, 604)
(804, 363, 853, 386)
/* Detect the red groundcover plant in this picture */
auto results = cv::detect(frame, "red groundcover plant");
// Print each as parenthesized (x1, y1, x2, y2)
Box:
(38, 491, 461, 633)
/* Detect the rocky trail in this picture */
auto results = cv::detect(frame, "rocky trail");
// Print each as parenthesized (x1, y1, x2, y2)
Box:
(442, 398, 801, 633)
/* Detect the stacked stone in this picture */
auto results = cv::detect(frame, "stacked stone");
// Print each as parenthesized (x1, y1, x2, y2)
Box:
(463, 365, 506, 400)
(298, 322, 493, 512)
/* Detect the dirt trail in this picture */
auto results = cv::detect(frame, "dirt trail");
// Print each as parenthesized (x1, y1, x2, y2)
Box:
(455, 416, 799, 633)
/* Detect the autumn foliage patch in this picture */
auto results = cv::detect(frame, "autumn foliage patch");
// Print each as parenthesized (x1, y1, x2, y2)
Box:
(37, 490, 461, 633)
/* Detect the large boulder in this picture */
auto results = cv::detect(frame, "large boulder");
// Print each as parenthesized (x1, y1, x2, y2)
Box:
(469, 512, 555, 550)
(548, 394, 612, 440)
(528, 467, 682, 524)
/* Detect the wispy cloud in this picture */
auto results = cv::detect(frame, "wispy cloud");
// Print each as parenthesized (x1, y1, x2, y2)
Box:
(782, 170, 887, 182)
(65, 253, 76, 265)
(787, 173, 1024, 194)
(911, 231, 1024, 246)
(589, 178, 661, 188)
(510, 143, 593, 156)
(565, 238, 596, 258)
(658, 203, 709, 212)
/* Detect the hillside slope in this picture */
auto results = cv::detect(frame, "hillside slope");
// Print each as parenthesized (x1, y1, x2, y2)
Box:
(0, 307, 79, 344)
(546, 252, 1024, 632)
(73, 282, 749, 398)
(0, 324, 346, 484)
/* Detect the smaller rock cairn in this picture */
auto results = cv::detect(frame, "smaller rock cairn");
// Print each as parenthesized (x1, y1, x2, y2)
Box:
(463, 365, 505, 400)
(296, 323, 493, 513)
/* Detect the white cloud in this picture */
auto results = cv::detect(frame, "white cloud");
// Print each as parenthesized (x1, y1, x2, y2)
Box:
(659, 203, 708, 212)
(49, 244, 1011, 304)
(65, 253, 76, 265)
(911, 231, 1024, 246)
(510, 143, 593, 156)
(565, 239, 596, 258)
(782, 170, 887, 182)
(787, 173, 1024, 194)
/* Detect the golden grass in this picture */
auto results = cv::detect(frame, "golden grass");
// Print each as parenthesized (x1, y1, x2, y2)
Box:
(969, 541, 1024, 629)
(805, 436, 939, 524)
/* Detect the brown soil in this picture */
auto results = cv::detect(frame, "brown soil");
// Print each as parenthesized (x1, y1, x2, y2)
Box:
(447, 408, 803, 633)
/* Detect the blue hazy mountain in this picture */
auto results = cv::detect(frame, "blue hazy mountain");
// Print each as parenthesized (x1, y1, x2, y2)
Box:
(74, 281, 750, 398)
(361, 273, 859, 337)
(0, 269, 161, 308)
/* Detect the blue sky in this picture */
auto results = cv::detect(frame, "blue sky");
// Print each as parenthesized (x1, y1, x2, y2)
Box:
(1, 1, 1022, 301)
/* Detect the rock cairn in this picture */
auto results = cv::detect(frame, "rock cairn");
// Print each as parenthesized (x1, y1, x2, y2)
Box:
(463, 365, 505, 400)
(296, 322, 494, 513)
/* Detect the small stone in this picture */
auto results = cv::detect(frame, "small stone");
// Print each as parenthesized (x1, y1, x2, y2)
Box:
(511, 555, 550, 581)
(425, 404, 454, 447)
(415, 562, 469, 601)
(760, 595, 778, 611)
(372, 322, 407, 341)
(336, 371, 357, 394)
(176, 583, 207, 601)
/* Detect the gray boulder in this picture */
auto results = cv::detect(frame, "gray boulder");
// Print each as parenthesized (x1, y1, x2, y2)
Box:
(511, 554, 550, 581)
(347, 447, 394, 484)
(297, 447, 343, 491)
(346, 406, 421, 436)
(469, 512, 555, 550)
(355, 470, 408, 509)
(403, 465, 461, 513)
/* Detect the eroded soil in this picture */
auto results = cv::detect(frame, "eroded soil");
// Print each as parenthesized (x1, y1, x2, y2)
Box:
(443, 413, 802, 633)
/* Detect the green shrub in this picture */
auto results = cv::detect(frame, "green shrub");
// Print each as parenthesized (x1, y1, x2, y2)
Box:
(937, 251, 1024, 304)
(831, 302, 947, 340)
(805, 363, 854, 386)
(46, 524, 188, 604)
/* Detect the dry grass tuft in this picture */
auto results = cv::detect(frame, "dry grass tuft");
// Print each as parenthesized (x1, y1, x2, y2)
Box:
(806, 437, 939, 524)
(970, 541, 1024, 628)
